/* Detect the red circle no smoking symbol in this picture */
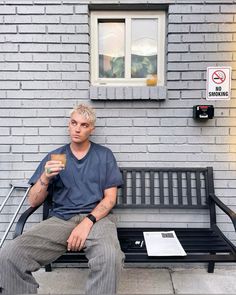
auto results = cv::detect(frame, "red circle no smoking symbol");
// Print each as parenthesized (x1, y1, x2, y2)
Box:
(212, 70, 226, 84)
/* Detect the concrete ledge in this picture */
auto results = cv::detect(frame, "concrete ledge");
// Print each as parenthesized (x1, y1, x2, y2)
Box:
(34, 267, 236, 294)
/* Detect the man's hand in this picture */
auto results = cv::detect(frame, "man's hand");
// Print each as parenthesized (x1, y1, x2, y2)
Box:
(67, 217, 93, 252)
(44, 160, 64, 179)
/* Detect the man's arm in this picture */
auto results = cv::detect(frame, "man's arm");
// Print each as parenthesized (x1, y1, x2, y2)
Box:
(28, 159, 64, 207)
(90, 186, 117, 221)
(67, 186, 117, 252)
(28, 172, 50, 207)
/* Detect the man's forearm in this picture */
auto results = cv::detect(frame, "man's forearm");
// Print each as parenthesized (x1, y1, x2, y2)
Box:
(28, 173, 49, 207)
(90, 187, 117, 222)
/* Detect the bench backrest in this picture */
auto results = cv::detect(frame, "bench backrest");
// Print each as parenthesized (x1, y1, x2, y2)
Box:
(43, 167, 215, 223)
(116, 167, 215, 209)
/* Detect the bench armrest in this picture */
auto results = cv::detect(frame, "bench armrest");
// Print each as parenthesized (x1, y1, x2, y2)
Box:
(13, 205, 41, 239)
(209, 193, 236, 231)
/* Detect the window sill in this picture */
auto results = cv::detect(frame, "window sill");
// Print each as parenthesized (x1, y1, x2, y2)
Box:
(89, 86, 167, 101)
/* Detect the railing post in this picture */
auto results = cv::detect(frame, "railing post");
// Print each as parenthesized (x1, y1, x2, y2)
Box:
(0, 185, 30, 248)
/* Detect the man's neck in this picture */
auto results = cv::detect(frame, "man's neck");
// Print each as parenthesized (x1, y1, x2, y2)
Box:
(70, 141, 91, 160)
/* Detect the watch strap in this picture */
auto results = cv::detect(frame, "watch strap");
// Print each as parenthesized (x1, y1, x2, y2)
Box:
(86, 213, 96, 224)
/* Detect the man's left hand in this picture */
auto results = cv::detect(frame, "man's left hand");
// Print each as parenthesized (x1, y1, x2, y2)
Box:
(67, 218, 93, 252)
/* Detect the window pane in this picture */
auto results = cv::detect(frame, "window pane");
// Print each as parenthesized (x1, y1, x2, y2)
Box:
(131, 19, 158, 78)
(98, 21, 125, 78)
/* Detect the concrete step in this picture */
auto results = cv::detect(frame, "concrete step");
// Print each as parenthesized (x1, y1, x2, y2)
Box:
(34, 267, 236, 294)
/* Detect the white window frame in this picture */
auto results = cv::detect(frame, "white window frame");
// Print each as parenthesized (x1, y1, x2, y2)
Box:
(90, 10, 166, 86)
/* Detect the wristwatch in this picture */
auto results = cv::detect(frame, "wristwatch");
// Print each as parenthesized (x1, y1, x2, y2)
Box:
(86, 213, 96, 224)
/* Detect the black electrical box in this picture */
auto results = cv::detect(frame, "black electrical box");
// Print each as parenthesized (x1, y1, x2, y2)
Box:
(193, 105, 214, 119)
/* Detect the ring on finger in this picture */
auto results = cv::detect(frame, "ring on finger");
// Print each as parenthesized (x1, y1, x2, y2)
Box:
(46, 168, 51, 174)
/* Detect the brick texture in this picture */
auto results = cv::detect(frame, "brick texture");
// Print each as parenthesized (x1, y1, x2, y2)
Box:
(0, 0, 235, 247)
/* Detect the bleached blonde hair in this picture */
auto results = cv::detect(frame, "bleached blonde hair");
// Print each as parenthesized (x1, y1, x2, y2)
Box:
(70, 104, 96, 126)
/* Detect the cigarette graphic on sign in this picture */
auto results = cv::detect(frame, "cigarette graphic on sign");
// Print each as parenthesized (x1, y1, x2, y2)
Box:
(212, 70, 226, 84)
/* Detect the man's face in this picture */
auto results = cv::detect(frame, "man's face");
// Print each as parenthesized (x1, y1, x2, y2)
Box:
(68, 112, 95, 144)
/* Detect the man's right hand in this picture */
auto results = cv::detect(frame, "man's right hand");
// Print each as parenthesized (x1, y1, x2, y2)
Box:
(44, 160, 65, 179)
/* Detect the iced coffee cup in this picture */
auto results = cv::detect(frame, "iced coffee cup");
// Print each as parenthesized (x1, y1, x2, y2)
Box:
(51, 154, 67, 168)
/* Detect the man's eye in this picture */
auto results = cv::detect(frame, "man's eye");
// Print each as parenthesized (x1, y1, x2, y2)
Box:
(81, 123, 89, 128)
(71, 121, 77, 126)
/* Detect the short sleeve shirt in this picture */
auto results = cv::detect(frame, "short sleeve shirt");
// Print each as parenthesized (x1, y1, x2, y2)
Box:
(28, 142, 123, 220)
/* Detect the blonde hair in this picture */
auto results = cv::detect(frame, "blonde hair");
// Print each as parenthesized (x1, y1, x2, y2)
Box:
(70, 104, 96, 126)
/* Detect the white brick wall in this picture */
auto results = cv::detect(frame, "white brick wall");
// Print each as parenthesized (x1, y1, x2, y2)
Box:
(0, 0, 236, 247)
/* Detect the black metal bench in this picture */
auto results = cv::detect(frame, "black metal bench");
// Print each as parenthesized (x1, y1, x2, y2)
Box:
(14, 167, 236, 273)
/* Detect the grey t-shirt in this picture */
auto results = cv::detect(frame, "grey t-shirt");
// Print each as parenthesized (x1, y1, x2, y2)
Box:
(28, 142, 123, 220)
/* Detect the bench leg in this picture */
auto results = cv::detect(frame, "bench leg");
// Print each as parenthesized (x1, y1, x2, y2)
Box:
(208, 262, 215, 273)
(45, 263, 52, 272)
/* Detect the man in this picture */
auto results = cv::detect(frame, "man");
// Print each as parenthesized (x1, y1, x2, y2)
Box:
(0, 104, 124, 295)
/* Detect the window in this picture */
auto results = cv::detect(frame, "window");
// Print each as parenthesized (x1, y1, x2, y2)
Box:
(90, 11, 166, 86)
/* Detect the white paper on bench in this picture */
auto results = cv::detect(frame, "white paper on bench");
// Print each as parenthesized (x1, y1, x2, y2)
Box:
(143, 231, 187, 256)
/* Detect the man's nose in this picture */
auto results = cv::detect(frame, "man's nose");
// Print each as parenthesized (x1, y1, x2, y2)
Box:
(75, 125, 81, 132)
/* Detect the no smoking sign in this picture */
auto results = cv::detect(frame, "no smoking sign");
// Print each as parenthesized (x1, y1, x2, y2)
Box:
(206, 67, 231, 100)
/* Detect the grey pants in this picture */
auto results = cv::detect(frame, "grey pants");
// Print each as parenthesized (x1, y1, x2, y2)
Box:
(0, 215, 124, 295)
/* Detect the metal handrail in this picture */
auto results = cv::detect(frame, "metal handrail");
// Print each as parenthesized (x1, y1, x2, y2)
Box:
(0, 186, 15, 214)
(0, 184, 30, 248)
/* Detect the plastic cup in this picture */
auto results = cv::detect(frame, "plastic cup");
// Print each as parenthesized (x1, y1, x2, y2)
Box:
(51, 154, 67, 167)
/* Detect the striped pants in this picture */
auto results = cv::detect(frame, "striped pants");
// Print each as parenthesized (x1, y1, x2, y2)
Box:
(0, 215, 124, 295)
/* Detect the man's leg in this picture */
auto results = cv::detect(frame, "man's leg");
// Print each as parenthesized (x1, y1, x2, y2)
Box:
(0, 217, 76, 295)
(84, 216, 125, 295)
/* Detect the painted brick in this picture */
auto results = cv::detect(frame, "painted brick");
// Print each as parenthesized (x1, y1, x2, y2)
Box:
(17, 6, 45, 14)
(75, 5, 88, 14)
(32, 53, 60, 62)
(47, 25, 75, 33)
(31, 15, 60, 23)
(0, 6, 16, 14)
(61, 53, 89, 62)
(106, 118, 132, 127)
(205, 14, 234, 23)
(204, 33, 233, 42)
(23, 118, 50, 126)
(0, 63, 18, 71)
(190, 43, 218, 52)
(219, 23, 236, 32)
(191, 5, 220, 13)
(168, 43, 188, 52)
(0, 25, 17, 33)
(46, 5, 73, 15)
(168, 24, 190, 33)
(168, 34, 182, 43)
(182, 14, 205, 23)
(19, 63, 47, 71)
(48, 63, 76, 71)
(220, 4, 236, 13)
(47, 44, 75, 52)
(11, 127, 38, 135)
(60, 15, 88, 24)
(4, 15, 32, 24)
(168, 5, 192, 14)
(11, 145, 38, 153)
(0, 81, 19, 90)
(75, 25, 89, 35)
(18, 25, 46, 33)
(190, 23, 219, 33)
(20, 44, 48, 52)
